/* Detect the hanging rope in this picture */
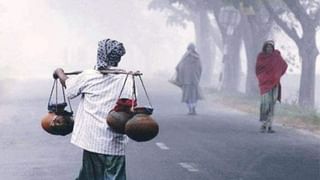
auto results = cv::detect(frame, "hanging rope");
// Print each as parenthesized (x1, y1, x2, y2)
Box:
(114, 73, 153, 109)
(48, 79, 56, 108)
(55, 79, 58, 111)
(67, 97, 73, 114)
(138, 75, 153, 108)
(117, 74, 129, 100)
(131, 74, 137, 109)
(62, 84, 67, 104)
(47, 79, 73, 114)
(62, 86, 73, 114)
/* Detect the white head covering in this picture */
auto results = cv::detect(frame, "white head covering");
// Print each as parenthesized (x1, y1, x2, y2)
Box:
(187, 43, 196, 52)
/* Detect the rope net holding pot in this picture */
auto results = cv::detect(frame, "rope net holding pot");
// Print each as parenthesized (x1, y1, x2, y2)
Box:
(123, 74, 159, 142)
(106, 72, 159, 141)
(41, 79, 74, 136)
(106, 73, 137, 134)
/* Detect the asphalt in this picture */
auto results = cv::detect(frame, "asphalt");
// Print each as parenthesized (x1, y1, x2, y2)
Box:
(0, 79, 319, 180)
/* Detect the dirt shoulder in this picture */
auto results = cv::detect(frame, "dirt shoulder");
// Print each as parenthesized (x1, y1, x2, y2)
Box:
(205, 90, 320, 136)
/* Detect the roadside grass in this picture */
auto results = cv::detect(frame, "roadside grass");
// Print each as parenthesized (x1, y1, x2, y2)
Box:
(205, 88, 320, 135)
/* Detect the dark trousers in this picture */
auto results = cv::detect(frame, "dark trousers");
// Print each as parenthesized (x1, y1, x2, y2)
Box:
(76, 150, 126, 180)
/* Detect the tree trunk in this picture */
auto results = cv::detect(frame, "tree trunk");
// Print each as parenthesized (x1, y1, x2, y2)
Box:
(243, 37, 259, 96)
(194, 9, 215, 86)
(298, 32, 318, 108)
(242, 16, 270, 96)
(242, 17, 258, 96)
(221, 27, 242, 92)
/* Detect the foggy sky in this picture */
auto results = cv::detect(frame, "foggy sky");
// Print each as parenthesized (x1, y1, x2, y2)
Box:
(0, 0, 319, 81)
(0, 0, 194, 80)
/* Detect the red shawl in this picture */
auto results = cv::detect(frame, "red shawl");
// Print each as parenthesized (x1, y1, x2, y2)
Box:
(256, 50, 287, 99)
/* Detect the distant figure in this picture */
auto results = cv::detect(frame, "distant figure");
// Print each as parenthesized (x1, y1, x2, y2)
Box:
(256, 40, 287, 133)
(53, 38, 131, 180)
(171, 43, 202, 115)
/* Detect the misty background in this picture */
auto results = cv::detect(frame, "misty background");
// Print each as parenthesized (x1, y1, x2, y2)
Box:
(0, 0, 319, 109)
(0, 0, 197, 79)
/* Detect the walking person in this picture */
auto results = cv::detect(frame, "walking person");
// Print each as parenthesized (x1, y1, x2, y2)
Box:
(256, 40, 287, 133)
(53, 38, 132, 180)
(171, 43, 202, 115)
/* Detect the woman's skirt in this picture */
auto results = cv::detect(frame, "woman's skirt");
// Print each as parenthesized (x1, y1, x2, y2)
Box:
(259, 85, 279, 122)
(181, 84, 202, 103)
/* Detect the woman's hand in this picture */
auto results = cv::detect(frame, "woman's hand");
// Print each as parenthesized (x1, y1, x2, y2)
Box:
(53, 68, 68, 87)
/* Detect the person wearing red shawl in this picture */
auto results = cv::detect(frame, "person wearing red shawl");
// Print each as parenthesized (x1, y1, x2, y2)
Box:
(256, 40, 287, 133)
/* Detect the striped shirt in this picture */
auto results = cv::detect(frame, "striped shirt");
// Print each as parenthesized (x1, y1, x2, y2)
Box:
(65, 69, 133, 155)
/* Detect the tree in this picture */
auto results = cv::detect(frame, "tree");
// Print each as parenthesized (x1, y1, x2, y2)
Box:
(206, 0, 242, 92)
(240, 1, 274, 96)
(177, 0, 248, 92)
(263, 0, 320, 108)
(149, 0, 217, 85)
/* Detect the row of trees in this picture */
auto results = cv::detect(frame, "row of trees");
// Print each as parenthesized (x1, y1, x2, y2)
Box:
(149, 0, 320, 108)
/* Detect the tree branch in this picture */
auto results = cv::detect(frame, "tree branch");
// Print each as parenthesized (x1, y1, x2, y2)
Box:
(262, 0, 300, 42)
(283, 0, 318, 28)
(315, 8, 320, 26)
(282, 0, 308, 21)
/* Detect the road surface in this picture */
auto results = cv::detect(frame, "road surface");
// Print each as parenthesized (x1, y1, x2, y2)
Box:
(0, 79, 319, 180)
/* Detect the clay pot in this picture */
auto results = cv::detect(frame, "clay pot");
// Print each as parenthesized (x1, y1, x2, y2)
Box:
(106, 110, 133, 134)
(133, 107, 153, 115)
(125, 107, 159, 142)
(41, 112, 74, 136)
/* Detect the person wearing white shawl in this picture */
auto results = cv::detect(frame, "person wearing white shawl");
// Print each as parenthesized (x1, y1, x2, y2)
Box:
(171, 43, 202, 115)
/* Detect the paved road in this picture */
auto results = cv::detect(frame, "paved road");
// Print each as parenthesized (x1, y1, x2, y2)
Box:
(0, 79, 319, 180)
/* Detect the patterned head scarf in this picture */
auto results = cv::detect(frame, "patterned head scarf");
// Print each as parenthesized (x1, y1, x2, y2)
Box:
(96, 39, 126, 70)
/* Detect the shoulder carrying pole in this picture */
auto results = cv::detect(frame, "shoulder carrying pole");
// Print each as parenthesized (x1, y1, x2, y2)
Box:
(65, 70, 142, 76)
